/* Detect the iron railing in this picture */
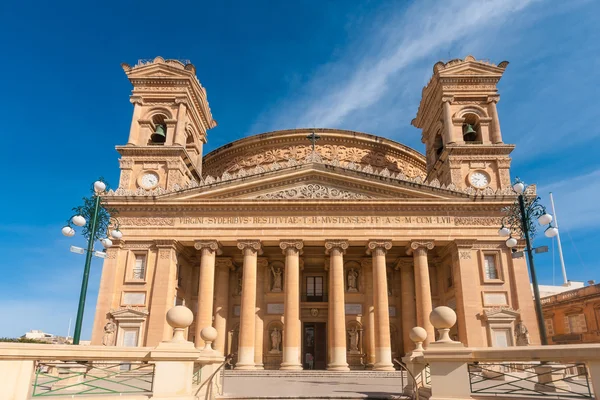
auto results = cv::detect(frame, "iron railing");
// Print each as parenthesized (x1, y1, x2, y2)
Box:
(393, 358, 419, 400)
(468, 362, 593, 399)
(32, 361, 154, 397)
(194, 353, 234, 400)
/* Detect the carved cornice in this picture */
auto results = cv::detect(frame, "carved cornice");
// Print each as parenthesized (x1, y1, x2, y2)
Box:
(325, 239, 349, 255)
(366, 240, 393, 255)
(256, 183, 373, 200)
(453, 239, 477, 249)
(280, 240, 304, 255)
(194, 240, 222, 255)
(237, 239, 263, 255)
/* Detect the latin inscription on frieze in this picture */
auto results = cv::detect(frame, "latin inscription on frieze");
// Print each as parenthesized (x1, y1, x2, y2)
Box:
(178, 216, 453, 226)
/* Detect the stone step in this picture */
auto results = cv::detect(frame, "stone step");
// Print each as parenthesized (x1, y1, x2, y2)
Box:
(223, 370, 405, 378)
(218, 396, 409, 400)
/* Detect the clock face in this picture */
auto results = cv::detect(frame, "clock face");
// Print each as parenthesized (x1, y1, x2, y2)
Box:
(140, 172, 159, 189)
(469, 171, 489, 188)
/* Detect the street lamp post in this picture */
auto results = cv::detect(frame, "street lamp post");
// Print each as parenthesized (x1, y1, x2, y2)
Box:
(62, 179, 120, 345)
(498, 178, 558, 346)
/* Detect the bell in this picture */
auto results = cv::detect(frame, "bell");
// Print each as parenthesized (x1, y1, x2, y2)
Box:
(462, 124, 476, 136)
(151, 124, 166, 143)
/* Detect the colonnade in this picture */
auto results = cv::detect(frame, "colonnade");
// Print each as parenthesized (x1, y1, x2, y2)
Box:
(192, 239, 435, 370)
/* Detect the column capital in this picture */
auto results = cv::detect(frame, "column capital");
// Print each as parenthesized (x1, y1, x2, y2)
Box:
(442, 95, 454, 103)
(174, 97, 189, 106)
(129, 95, 144, 105)
(237, 239, 263, 255)
(409, 240, 434, 253)
(324, 239, 349, 255)
(486, 95, 500, 104)
(394, 257, 413, 270)
(154, 239, 178, 249)
(215, 257, 234, 270)
(366, 240, 392, 255)
(280, 239, 304, 255)
(194, 240, 222, 255)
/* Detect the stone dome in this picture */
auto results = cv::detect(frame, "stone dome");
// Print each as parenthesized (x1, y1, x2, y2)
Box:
(202, 128, 427, 180)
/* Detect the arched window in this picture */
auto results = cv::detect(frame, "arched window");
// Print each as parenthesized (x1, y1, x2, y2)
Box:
(149, 114, 167, 145)
(462, 113, 482, 143)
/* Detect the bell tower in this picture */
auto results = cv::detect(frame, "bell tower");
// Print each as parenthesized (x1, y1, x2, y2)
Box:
(117, 56, 217, 191)
(412, 55, 514, 192)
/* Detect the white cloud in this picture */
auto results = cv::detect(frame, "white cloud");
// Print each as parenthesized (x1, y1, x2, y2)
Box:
(538, 169, 600, 232)
(251, 0, 539, 135)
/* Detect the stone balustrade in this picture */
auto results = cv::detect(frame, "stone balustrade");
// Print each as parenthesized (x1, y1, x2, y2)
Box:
(403, 306, 600, 400)
(0, 305, 224, 400)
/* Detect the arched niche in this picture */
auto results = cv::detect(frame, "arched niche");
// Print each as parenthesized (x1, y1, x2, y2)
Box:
(344, 260, 361, 293)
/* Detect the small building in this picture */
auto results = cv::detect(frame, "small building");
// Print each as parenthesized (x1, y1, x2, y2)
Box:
(22, 330, 71, 344)
(541, 282, 600, 345)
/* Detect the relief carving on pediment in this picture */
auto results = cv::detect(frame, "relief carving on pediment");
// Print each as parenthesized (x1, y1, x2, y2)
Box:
(254, 183, 372, 200)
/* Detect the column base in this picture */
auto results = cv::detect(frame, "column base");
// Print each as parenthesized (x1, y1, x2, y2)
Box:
(280, 363, 303, 370)
(254, 364, 265, 370)
(234, 363, 256, 370)
(373, 362, 395, 371)
(327, 363, 350, 371)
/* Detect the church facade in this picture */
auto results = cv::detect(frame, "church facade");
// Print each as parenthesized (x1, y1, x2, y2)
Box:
(91, 55, 540, 370)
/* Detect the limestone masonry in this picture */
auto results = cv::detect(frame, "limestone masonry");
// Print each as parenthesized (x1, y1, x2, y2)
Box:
(91, 55, 539, 371)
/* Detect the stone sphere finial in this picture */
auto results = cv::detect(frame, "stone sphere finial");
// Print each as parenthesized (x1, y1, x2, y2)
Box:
(430, 306, 457, 343)
(200, 326, 218, 351)
(166, 305, 193, 342)
(409, 326, 427, 351)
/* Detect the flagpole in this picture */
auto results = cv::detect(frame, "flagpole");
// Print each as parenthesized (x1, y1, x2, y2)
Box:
(549, 192, 568, 285)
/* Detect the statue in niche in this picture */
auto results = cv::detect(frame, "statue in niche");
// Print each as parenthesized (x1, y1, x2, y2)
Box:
(270, 327, 282, 353)
(102, 319, 117, 346)
(515, 321, 530, 346)
(348, 326, 360, 353)
(271, 266, 283, 292)
(347, 268, 359, 292)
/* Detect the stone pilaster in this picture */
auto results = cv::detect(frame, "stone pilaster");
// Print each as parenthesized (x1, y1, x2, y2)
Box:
(147, 240, 179, 345)
(396, 258, 416, 354)
(325, 240, 350, 371)
(254, 257, 268, 369)
(410, 241, 435, 344)
(194, 240, 221, 348)
(361, 258, 376, 368)
(91, 243, 123, 345)
(367, 240, 394, 371)
(235, 240, 262, 369)
(487, 96, 503, 144)
(280, 240, 304, 370)
(214, 257, 233, 355)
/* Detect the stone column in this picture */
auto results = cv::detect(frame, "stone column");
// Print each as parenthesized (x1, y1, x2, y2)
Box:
(397, 258, 416, 354)
(410, 241, 435, 344)
(213, 258, 233, 355)
(442, 97, 455, 144)
(362, 258, 376, 368)
(235, 240, 262, 369)
(325, 240, 350, 371)
(488, 97, 503, 144)
(194, 240, 221, 348)
(254, 257, 268, 369)
(174, 98, 188, 146)
(280, 240, 304, 370)
(368, 240, 394, 371)
(127, 96, 143, 145)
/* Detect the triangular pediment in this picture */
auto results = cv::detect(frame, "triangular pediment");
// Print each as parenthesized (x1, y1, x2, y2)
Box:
(156, 163, 471, 201)
(439, 60, 507, 78)
(109, 307, 149, 321)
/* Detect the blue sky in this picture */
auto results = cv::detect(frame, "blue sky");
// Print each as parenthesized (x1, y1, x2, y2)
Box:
(0, 0, 598, 339)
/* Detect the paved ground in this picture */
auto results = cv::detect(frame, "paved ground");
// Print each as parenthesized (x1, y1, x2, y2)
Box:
(220, 375, 409, 399)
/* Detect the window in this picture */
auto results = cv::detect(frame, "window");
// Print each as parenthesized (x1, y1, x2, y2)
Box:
(484, 254, 499, 280)
(545, 318, 555, 336)
(306, 276, 324, 302)
(133, 254, 146, 280)
(564, 314, 587, 334)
